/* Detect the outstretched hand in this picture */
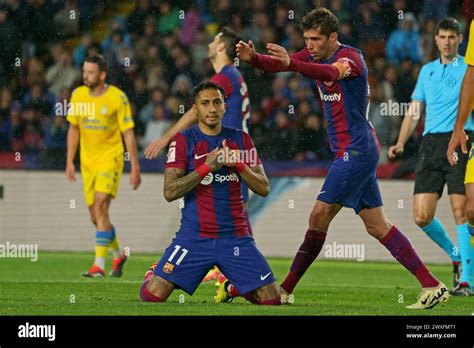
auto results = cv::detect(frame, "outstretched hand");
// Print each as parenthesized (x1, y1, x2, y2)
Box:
(236, 40, 256, 62)
(266, 43, 290, 67)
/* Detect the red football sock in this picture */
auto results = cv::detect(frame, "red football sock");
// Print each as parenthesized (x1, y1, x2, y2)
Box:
(228, 284, 241, 297)
(281, 229, 327, 294)
(140, 280, 164, 302)
(381, 225, 439, 288)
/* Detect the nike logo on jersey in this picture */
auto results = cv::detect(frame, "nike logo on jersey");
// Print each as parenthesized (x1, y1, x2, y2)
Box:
(194, 153, 207, 160)
(260, 272, 272, 281)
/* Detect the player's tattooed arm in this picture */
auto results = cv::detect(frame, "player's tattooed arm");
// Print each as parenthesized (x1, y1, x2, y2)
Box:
(163, 167, 202, 202)
(239, 164, 269, 197)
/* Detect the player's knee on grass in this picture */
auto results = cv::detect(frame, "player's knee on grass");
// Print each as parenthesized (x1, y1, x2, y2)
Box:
(250, 282, 280, 305)
(140, 275, 175, 302)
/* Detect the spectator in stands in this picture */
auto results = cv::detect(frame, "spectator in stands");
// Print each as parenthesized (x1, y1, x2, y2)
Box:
(22, 81, 55, 119)
(45, 51, 81, 98)
(128, 0, 154, 37)
(357, 1, 386, 44)
(0, 5, 20, 83)
(0, 89, 15, 151)
(73, 33, 93, 68)
(329, 0, 350, 24)
(139, 87, 166, 125)
(191, 28, 213, 78)
(133, 17, 158, 64)
(42, 114, 67, 168)
(18, 106, 44, 154)
(381, 64, 400, 101)
(21, 0, 55, 55)
(54, 0, 80, 38)
(338, 21, 358, 48)
(386, 12, 422, 64)
(249, 108, 271, 159)
(179, 4, 201, 48)
(8, 102, 23, 152)
(268, 111, 297, 160)
(140, 104, 172, 151)
(171, 74, 193, 101)
(420, 18, 438, 62)
(157, 1, 181, 35)
(422, 0, 452, 21)
(295, 113, 331, 161)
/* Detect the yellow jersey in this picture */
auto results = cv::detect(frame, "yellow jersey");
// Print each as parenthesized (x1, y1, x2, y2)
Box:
(67, 85, 134, 167)
(465, 20, 474, 66)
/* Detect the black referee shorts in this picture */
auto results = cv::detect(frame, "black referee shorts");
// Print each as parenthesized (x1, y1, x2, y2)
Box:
(414, 131, 473, 197)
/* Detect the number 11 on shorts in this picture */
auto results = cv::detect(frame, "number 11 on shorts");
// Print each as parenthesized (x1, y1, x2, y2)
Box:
(168, 245, 188, 265)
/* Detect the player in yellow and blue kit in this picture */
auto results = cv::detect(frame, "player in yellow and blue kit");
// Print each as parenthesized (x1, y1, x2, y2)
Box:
(66, 55, 141, 277)
(389, 18, 474, 296)
(448, 19, 474, 295)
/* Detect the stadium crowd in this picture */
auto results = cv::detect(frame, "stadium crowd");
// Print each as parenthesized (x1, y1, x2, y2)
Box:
(0, 0, 472, 173)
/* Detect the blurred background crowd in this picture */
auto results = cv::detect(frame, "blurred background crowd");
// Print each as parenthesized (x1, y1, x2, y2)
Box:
(0, 0, 472, 176)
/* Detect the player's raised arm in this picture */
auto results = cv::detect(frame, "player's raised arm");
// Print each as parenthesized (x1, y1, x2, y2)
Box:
(144, 108, 198, 159)
(65, 123, 79, 182)
(388, 100, 424, 159)
(122, 128, 141, 190)
(447, 65, 474, 165)
(239, 40, 349, 82)
(164, 147, 223, 202)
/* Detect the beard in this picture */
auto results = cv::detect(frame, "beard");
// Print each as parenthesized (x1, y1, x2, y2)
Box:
(84, 79, 100, 89)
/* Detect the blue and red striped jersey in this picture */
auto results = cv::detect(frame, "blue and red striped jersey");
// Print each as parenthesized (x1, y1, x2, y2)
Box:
(165, 125, 261, 238)
(252, 45, 380, 160)
(311, 45, 380, 160)
(211, 64, 250, 132)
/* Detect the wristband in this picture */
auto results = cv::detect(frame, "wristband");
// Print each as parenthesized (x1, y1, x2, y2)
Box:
(235, 162, 246, 173)
(196, 162, 212, 178)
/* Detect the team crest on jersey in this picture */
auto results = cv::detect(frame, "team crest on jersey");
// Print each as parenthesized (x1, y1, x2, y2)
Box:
(324, 81, 334, 87)
(163, 262, 174, 274)
(445, 76, 456, 87)
(167, 141, 176, 163)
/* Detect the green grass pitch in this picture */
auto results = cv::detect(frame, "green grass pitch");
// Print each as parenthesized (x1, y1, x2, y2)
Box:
(0, 251, 472, 316)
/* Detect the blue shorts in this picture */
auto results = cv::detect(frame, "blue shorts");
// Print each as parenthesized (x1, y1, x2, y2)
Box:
(317, 156, 383, 214)
(153, 234, 275, 295)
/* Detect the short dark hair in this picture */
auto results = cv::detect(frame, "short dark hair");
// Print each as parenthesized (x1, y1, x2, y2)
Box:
(300, 7, 339, 37)
(84, 55, 107, 72)
(436, 17, 461, 35)
(192, 81, 225, 102)
(219, 26, 242, 60)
